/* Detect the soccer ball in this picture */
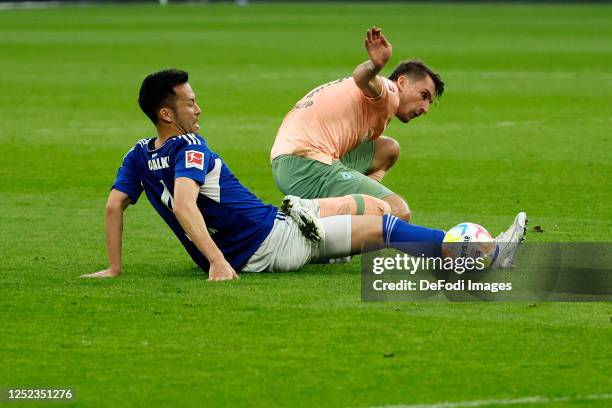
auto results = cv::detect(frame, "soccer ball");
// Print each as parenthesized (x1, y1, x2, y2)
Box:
(442, 223, 497, 268)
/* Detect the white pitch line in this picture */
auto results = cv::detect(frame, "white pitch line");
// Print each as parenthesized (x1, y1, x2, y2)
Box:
(372, 393, 612, 408)
(0, 1, 65, 10)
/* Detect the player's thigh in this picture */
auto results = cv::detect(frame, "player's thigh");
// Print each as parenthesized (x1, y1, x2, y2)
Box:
(243, 215, 362, 270)
(243, 217, 317, 272)
(321, 163, 395, 200)
(340, 140, 375, 174)
(264, 215, 358, 265)
(272, 155, 334, 198)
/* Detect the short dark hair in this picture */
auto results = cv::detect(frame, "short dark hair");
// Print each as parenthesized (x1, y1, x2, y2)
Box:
(138, 69, 189, 124)
(388, 60, 444, 99)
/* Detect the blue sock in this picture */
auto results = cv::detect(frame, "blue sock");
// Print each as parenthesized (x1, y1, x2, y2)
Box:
(382, 215, 445, 257)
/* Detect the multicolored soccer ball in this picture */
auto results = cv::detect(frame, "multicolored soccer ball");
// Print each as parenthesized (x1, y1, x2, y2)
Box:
(442, 223, 497, 268)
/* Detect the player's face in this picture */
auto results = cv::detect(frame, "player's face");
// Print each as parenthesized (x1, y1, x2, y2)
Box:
(171, 82, 202, 133)
(395, 75, 436, 124)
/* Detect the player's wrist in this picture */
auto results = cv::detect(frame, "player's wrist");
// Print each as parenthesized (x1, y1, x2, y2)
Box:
(367, 60, 384, 74)
(108, 265, 122, 276)
(365, 59, 382, 70)
(208, 254, 227, 266)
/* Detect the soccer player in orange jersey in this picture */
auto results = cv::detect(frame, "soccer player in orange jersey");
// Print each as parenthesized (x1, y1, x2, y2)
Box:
(271, 27, 444, 221)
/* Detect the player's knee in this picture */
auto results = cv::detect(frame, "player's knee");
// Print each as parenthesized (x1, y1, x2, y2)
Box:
(394, 209, 411, 222)
(381, 200, 392, 215)
(359, 194, 392, 216)
(382, 194, 411, 221)
(390, 203, 411, 221)
(379, 137, 401, 167)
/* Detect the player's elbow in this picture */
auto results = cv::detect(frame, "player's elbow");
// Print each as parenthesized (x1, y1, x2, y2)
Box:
(172, 202, 187, 217)
(172, 199, 194, 218)
(352, 69, 368, 90)
(352, 68, 381, 99)
(106, 190, 131, 213)
(105, 199, 128, 214)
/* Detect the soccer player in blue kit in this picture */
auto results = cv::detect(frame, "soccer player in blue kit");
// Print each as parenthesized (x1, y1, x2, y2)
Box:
(82, 69, 526, 282)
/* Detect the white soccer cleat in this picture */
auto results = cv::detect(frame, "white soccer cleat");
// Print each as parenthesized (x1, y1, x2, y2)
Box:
(280, 195, 320, 217)
(280, 195, 325, 243)
(490, 212, 528, 269)
(329, 256, 352, 264)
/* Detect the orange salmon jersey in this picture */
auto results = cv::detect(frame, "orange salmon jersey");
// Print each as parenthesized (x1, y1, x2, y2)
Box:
(271, 76, 400, 165)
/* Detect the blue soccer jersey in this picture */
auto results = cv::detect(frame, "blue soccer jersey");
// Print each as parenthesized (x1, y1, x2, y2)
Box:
(112, 133, 278, 271)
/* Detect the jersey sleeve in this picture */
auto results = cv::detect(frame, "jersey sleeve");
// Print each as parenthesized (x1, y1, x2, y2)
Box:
(112, 147, 143, 204)
(174, 142, 210, 185)
(364, 77, 399, 117)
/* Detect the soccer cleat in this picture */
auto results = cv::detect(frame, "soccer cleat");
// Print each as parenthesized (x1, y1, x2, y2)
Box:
(490, 212, 528, 269)
(280, 196, 325, 243)
(280, 195, 320, 217)
(329, 256, 353, 264)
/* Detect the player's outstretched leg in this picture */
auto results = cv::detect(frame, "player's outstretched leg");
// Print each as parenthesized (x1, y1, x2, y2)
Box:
(348, 214, 445, 257)
(281, 194, 391, 218)
(317, 213, 527, 269)
(381, 194, 411, 221)
(490, 212, 528, 269)
(314, 214, 446, 261)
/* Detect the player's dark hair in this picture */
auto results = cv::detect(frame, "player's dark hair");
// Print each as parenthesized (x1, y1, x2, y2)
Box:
(388, 60, 444, 99)
(138, 69, 189, 124)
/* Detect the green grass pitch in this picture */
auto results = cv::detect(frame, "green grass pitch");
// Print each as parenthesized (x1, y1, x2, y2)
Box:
(1, 2, 611, 407)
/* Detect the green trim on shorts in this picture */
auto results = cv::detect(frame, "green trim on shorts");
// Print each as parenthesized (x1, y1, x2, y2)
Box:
(272, 152, 395, 200)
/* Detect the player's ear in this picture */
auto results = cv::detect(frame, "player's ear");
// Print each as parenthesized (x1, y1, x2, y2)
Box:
(396, 74, 407, 90)
(159, 107, 173, 123)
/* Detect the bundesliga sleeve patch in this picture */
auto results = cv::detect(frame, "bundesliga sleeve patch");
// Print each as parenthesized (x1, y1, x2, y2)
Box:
(185, 150, 204, 170)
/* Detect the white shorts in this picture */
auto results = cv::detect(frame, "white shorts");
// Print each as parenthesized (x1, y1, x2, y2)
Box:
(242, 215, 352, 272)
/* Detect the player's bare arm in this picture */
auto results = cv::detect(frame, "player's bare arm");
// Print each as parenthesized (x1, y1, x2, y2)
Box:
(173, 177, 239, 282)
(81, 189, 131, 278)
(352, 27, 392, 99)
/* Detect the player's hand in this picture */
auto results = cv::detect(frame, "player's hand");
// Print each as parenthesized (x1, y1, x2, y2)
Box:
(80, 268, 121, 278)
(207, 258, 239, 282)
(365, 26, 392, 69)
